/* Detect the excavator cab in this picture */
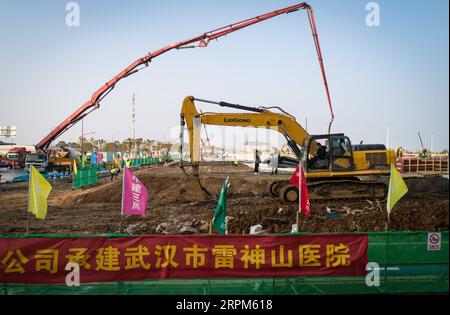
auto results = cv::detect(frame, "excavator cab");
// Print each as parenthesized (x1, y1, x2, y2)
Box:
(305, 134, 355, 173)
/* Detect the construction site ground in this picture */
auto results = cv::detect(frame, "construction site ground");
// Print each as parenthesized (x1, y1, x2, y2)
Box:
(0, 163, 448, 235)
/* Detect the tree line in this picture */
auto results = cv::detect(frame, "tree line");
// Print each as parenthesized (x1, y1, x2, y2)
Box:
(55, 137, 172, 153)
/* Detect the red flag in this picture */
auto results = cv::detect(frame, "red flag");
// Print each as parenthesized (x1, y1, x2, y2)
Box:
(290, 165, 312, 218)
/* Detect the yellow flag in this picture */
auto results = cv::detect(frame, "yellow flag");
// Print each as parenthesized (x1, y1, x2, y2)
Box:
(28, 166, 52, 220)
(73, 160, 78, 175)
(387, 164, 408, 215)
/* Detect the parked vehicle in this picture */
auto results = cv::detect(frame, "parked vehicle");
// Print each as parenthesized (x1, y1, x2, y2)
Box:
(25, 153, 75, 173)
(0, 159, 9, 169)
(4, 147, 30, 169)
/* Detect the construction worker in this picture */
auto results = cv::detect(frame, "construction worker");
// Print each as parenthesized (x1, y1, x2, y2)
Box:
(114, 154, 121, 169)
(332, 138, 346, 157)
(316, 143, 328, 160)
(419, 148, 430, 159)
(270, 148, 279, 175)
(125, 157, 132, 169)
(254, 149, 261, 174)
(396, 146, 404, 159)
(332, 139, 351, 170)
(309, 143, 328, 169)
(110, 168, 120, 181)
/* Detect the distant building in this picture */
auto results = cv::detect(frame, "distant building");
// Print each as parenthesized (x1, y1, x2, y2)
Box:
(0, 141, 15, 146)
(0, 143, 35, 156)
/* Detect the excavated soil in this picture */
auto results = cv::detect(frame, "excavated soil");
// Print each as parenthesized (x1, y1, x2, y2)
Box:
(0, 163, 448, 235)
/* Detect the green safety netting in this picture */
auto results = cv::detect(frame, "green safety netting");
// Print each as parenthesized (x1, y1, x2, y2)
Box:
(72, 156, 172, 189)
(72, 167, 98, 190)
(1, 231, 448, 295)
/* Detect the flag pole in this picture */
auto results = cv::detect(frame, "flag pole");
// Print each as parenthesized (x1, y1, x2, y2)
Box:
(119, 215, 124, 234)
(386, 213, 390, 232)
(209, 181, 217, 235)
(26, 210, 30, 235)
(120, 168, 125, 234)
(386, 164, 394, 232)
(226, 179, 230, 235)
(26, 167, 32, 235)
(384, 228, 390, 291)
(385, 205, 390, 288)
(384, 165, 393, 290)
(297, 162, 302, 233)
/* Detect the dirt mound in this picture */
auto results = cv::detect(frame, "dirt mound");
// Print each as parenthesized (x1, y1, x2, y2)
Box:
(405, 176, 449, 199)
(63, 174, 209, 205)
(63, 164, 273, 206)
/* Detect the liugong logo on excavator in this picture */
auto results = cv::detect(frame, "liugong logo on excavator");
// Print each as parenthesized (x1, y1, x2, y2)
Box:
(224, 118, 251, 124)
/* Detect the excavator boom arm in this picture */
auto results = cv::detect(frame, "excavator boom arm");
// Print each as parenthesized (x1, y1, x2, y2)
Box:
(181, 96, 315, 163)
(37, 2, 334, 151)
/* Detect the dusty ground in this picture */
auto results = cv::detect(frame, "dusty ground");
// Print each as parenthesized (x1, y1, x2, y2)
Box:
(0, 163, 448, 235)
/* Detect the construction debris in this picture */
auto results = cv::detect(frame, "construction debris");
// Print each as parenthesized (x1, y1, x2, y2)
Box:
(250, 225, 264, 235)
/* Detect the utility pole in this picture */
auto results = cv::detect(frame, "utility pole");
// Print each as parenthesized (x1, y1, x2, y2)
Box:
(81, 118, 84, 157)
(386, 126, 390, 150)
(112, 133, 116, 153)
(431, 135, 434, 153)
(10, 130, 15, 180)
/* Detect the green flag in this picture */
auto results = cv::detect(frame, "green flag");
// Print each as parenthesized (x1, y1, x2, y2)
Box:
(213, 177, 229, 235)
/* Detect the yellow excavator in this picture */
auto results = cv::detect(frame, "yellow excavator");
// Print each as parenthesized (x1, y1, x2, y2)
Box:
(180, 96, 397, 202)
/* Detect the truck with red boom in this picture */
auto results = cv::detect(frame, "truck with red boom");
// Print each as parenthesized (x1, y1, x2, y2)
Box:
(30, 3, 334, 173)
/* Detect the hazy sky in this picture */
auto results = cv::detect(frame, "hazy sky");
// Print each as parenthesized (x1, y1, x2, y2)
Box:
(0, 0, 448, 152)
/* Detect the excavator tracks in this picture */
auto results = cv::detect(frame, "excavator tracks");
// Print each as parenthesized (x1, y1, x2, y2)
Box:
(269, 179, 388, 203)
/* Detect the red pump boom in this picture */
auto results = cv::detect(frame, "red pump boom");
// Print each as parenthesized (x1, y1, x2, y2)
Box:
(36, 2, 333, 151)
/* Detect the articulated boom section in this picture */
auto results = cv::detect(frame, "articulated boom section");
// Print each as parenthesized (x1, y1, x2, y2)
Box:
(180, 96, 314, 171)
(36, 2, 333, 152)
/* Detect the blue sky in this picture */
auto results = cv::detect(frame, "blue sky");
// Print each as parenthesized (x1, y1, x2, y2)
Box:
(0, 0, 448, 151)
